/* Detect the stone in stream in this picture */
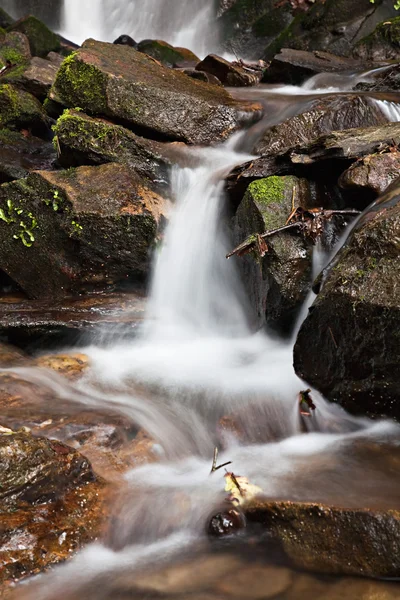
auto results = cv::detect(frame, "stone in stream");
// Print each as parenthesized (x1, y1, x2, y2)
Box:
(7, 15, 61, 58)
(354, 15, 400, 61)
(233, 176, 312, 334)
(195, 54, 263, 87)
(339, 150, 400, 196)
(0, 129, 56, 183)
(294, 179, 400, 419)
(262, 48, 362, 86)
(0, 163, 170, 300)
(137, 38, 200, 67)
(49, 39, 262, 145)
(113, 34, 138, 49)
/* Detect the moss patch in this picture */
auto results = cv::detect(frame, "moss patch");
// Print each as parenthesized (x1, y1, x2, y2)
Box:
(0, 83, 45, 129)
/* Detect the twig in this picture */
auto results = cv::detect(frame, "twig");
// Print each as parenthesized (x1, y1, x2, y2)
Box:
(210, 447, 232, 473)
(328, 327, 337, 348)
(226, 223, 302, 259)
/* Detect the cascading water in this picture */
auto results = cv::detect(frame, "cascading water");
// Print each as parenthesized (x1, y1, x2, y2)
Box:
(60, 0, 219, 56)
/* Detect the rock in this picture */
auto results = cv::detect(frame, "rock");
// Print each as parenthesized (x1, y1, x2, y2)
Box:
(195, 54, 262, 86)
(34, 353, 90, 380)
(0, 290, 145, 347)
(263, 49, 362, 86)
(182, 68, 222, 86)
(215, 565, 292, 599)
(289, 121, 400, 164)
(245, 498, 400, 577)
(137, 39, 199, 67)
(49, 39, 262, 145)
(0, 129, 56, 183)
(52, 108, 182, 187)
(339, 150, 400, 196)
(354, 15, 400, 61)
(254, 94, 387, 156)
(0, 31, 31, 70)
(233, 176, 312, 333)
(0, 7, 13, 29)
(113, 34, 138, 48)
(294, 180, 400, 418)
(0, 163, 170, 300)
(0, 342, 27, 367)
(316, 578, 400, 600)
(219, 0, 294, 61)
(263, 0, 398, 60)
(46, 50, 64, 66)
(7, 15, 60, 58)
(356, 63, 400, 92)
(8, 56, 59, 100)
(0, 83, 48, 135)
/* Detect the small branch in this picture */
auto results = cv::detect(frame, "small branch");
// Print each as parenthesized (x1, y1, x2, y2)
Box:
(210, 447, 232, 473)
(227, 223, 302, 259)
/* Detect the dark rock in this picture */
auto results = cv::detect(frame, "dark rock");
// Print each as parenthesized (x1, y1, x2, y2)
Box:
(7, 15, 60, 58)
(49, 39, 262, 145)
(9, 56, 59, 100)
(196, 54, 262, 86)
(182, 68, 222, 86)
(113, 34, 138, 48)
(246, 498, 400, 577)
(294, 180, 400, 418)
(137, 39, 199, 67)
(0, 290, 145, 347)
(263, 48, 362, 86)
(254, 94, 387, 156)
(0, 164, 170, 300)
(0, 83, 49, 135)
(339, 150, 400, 196)
(0, 129, 56, 183)
(264, 0, 398, 60)
(233, 176, 312, 333)
(0, 7, 13, 29)
(354, 15, 400, 61)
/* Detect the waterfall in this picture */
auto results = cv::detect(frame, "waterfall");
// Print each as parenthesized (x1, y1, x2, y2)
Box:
(374, 99, 400, 122)
(60, 0, 219, 56)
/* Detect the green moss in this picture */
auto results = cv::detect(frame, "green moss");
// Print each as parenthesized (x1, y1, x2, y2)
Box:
(0, 198, 37, 247)
(0, 83, 43, 128)
(7, 15, 60, 57)
(248, 176, 287, 205)
(53, 53, 108, 115)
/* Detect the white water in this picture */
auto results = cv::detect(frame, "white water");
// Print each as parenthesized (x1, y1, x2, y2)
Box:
(60, 0, 218, 56)
(374, 99, 400, 122)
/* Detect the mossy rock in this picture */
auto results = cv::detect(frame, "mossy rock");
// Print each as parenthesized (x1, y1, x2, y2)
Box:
(0, 7, 13, 29)
(8, 15, 60, 58)
(294, 180, 400, 419)
(0, 31, 31, 79)
(354, 16, 400, 60)
(233, 175, 312, 334)
(0, 163, 170, 299)
(0, 83, 47, 133)
(50, 39, 262, 145)
(137, 39, 199, 66)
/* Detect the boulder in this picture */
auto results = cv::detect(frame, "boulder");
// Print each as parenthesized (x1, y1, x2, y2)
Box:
(0, 83, 48, 135)
(0, 7, 13, 29)
(0, 163, 170, 300)
(196, 54, 262, 86)
(354, 15, 400, 61)
(339, 150, 400, 196)
(263, 49, 362, 86)
(263, 0, 398, 60)
(0, 129, 56, 183)
(7, 56, 59, 100)
(0, 30, 31, 67)
(254, 94, 387, 156)
(7, 15, 60, 58)
(232, 176, 312, 333)
(246, 498, 400, 577)
(294, 180, 400, 418)
(182, 68, 222, 86)
(137, 39, 199, 67)
(49, 39, 262, 145)
(113, 34, 138, 48)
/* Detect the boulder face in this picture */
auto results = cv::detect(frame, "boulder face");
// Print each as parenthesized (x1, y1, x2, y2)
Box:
(195, 54, 262, 86)
(0, 128, 56, 183)
(294, 182, 400, 419)
(0, 163, 170, 299)
(233, 176, 312, 334)
(50, 39, 262, 145)
(339, 151, 400, 196)
(0, 83, 48, 134)
(354, 15, 400, 61)
(7, 15, 61, 58)
(137, 39, 199, 67)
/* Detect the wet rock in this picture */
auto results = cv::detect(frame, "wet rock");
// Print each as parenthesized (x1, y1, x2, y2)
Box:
(354, 15, 400, 61)
(215, 565, 292, 598)
(246, 498, 400, 577)
(52, 108, 182, 186)
(137, 39, 199, 67)
(196, 54, 262, 87)
(7, 15, 60, 58)
(254, 94, 387, 156)
(263, 49, 362, 86)
(182, 68, 222, 86)
(113, 34, 138, 48)
(46, 50, 64, 66)
(339, 150, 400, 196)
(219, 0, 293, 61)
(233, 176, 312, 333)
(34, 353, 90, 380)
(8, 56, 59, 100)
(0, 290, 145, 347)
(289, 121, 400, 165)
(264, 0, 398, 60)
(0, 31, 31, 72)
(0, 129, 56, 183)
(317, 578, 400, 600)
(356, 63, 400, 92)
(294, 181, 400, 418)
(0, 84, 48, 135)
(49, 39, 262, 145)
(0, 342, 27, 367)
(0, 164, 170, 300)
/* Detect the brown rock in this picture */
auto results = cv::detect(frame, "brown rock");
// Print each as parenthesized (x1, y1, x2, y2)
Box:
(13, 56, 59, 100)
(196, 54, 262, 87)
(215, 565, 292, 598)
(339, 150, 400, 196)
(34, 353, 90, 380)
(0, 129, 56, 183)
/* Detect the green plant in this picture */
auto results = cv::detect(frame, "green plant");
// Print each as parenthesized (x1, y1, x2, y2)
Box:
(370, 0, 400, 8)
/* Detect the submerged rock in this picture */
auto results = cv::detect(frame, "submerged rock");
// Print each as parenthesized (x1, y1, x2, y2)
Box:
(137, 39, 199, 67)
(294, 180, 400, 418)
(246, 498, 400, 577)
(196, 54, 262, 86)
(354, 15, 400, 61)
(49, 39, 262, 145)
(339, 150, 400, 196)
(7, 15, 60, 58)
(233, 176, 312, 333)
(0, 164, 169, 299)
(34, 353, 90, 380)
